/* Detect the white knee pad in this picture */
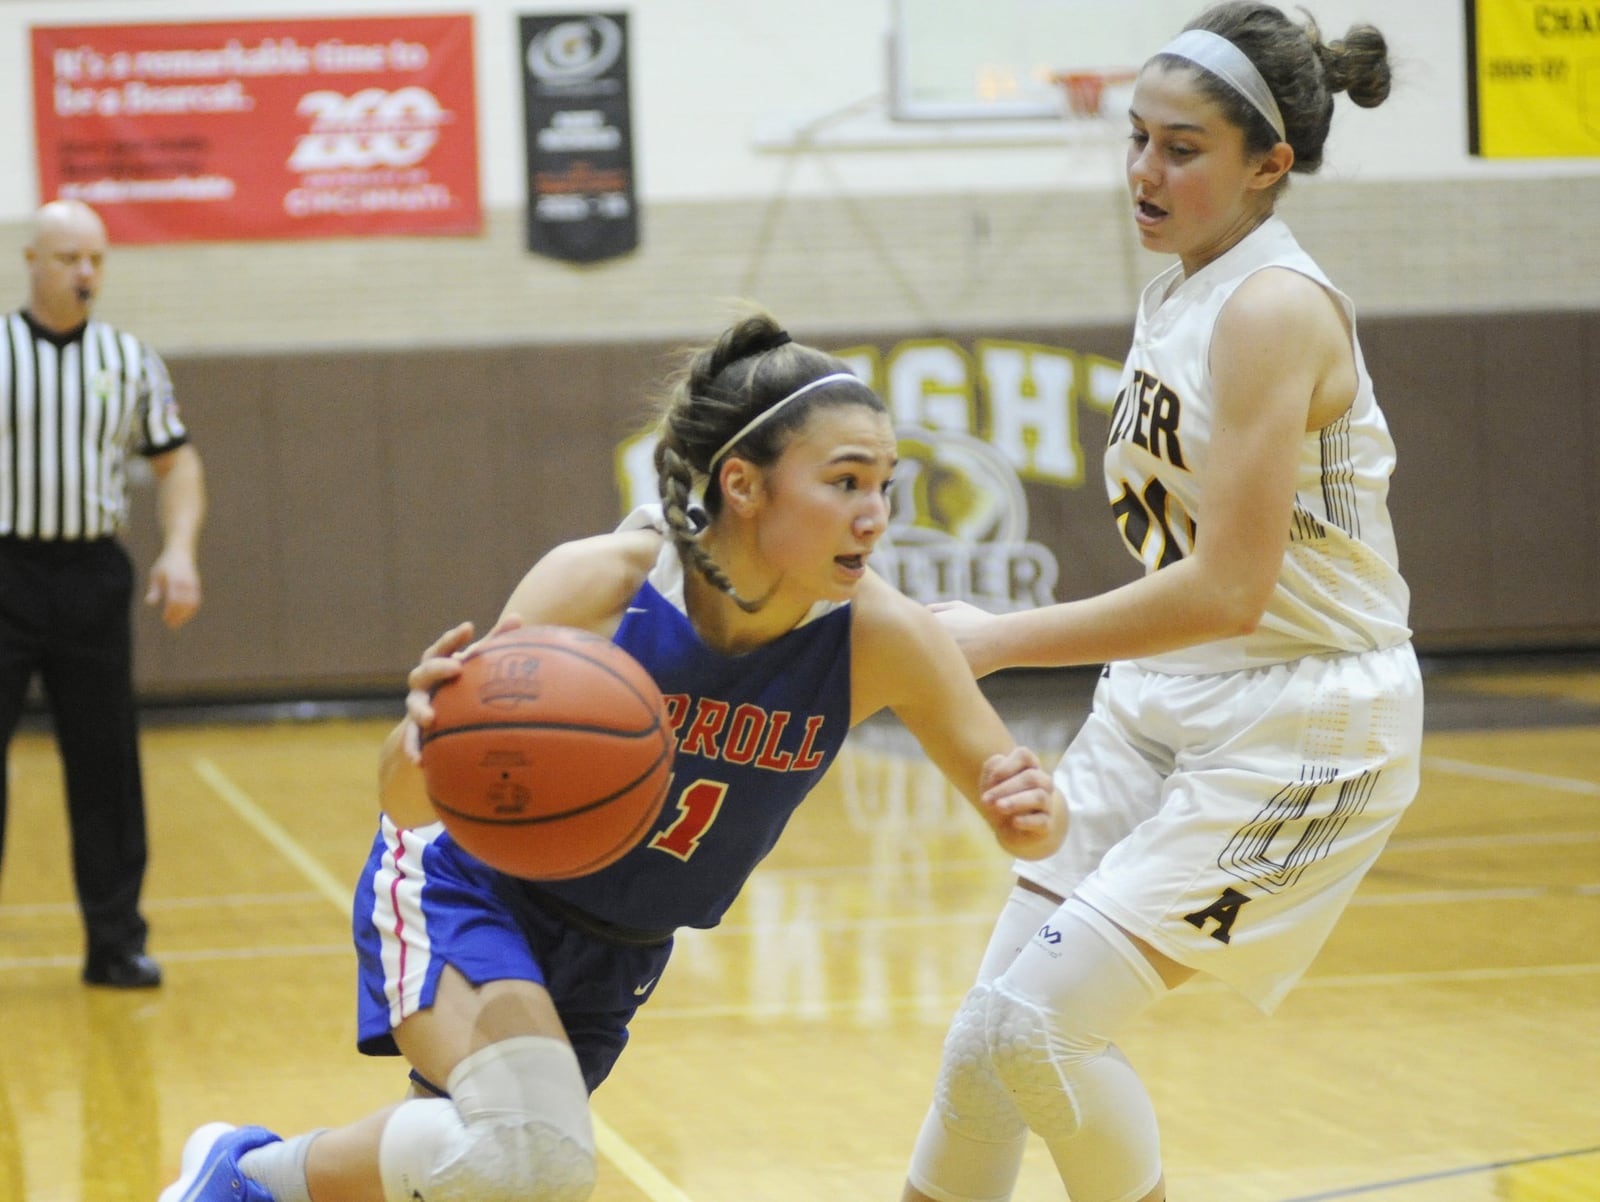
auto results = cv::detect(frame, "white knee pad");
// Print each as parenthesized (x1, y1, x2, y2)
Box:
(933, 985, 1028, 1146)
(378, 1036, 596, 1202)
(985, 978, 1087, 1140)
(927, 883, 1062, 1150)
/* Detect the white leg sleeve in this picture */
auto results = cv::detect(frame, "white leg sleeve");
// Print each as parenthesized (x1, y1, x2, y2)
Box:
(988, 898, 1166, 1202)
(905, 1095, 1027, 1202)
(905, 883, 1058, 1202)
(377, 1036, 596, 1202)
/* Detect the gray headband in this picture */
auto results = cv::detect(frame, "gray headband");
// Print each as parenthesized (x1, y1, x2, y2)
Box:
(683, 370, 870, 534)
(1157, 28, 1286, 142)
(709, 372, 865, 470)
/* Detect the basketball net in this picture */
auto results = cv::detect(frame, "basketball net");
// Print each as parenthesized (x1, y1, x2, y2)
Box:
(1051, 70, 1137, 122)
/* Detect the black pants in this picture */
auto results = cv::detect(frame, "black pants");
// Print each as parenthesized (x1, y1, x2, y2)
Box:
(0, 536, 149, 956)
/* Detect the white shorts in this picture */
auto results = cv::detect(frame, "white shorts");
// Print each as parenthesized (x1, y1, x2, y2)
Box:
(1017, 643, 1423, 1012)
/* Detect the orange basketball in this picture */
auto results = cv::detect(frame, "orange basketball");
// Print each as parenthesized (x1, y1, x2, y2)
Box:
(420, 626, 675, 880)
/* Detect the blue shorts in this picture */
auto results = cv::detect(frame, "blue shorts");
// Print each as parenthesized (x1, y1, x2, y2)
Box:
(353, 817, 675, 1093)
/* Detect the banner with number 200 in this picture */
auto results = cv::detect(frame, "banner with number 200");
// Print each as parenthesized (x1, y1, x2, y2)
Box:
(31, 14, 481, 244)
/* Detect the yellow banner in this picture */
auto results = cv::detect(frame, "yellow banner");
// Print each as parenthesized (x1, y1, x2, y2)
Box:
(1471, 0, 1600, 157)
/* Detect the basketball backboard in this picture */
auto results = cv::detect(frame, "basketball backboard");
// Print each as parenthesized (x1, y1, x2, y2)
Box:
(889, 0, 1194, 121)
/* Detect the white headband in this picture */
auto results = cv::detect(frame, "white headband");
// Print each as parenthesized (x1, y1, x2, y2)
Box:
(1157, 28, 1285, 142)
(708, 371, 866, 470)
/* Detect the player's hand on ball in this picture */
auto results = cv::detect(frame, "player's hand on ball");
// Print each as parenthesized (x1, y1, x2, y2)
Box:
(979, 746, 1067, 860)
(403, 622, 477, 761)
(403, 616, 532, 760)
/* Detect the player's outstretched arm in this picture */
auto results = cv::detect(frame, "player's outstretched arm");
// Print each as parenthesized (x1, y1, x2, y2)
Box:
(851, 574, 1067, 860)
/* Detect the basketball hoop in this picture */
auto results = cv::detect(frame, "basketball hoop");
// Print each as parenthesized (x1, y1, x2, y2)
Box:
(1051, 70, 1138, 121)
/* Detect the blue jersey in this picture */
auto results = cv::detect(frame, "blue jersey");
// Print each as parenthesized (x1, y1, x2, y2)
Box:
(529, 555, 853, 931)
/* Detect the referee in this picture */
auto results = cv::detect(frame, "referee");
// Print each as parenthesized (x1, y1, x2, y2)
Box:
(1, 199, 207, 989)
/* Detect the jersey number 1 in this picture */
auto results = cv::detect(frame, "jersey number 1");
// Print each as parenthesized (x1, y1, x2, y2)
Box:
(649, 778, 726, 861)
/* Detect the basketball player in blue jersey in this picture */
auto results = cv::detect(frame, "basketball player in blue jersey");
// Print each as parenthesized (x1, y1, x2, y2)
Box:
(901, 5, 1421, 1202)
(160, 311, 1068, 1202)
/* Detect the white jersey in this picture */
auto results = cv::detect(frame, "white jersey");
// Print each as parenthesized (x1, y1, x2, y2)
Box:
(1104, 216, 1411, 674)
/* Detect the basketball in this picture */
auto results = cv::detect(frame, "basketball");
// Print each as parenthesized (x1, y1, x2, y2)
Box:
(420, 625, 675, 880)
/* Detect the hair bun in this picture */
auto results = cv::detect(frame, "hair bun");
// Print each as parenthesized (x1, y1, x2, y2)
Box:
(1322, 25, 1391, 109)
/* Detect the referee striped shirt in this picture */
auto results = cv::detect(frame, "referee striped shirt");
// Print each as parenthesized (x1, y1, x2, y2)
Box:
(0, 311, 188, 541)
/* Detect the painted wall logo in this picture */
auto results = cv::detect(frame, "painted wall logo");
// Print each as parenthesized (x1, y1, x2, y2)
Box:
(615, 337, 1124, 612)
(876, 426, 1055, 610)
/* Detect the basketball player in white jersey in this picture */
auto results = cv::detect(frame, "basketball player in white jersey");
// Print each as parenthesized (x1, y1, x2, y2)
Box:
(901, 5, 1421, 1202)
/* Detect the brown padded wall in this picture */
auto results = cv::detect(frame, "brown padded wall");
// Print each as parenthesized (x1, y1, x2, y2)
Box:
(1365, 312, 1600, 646)
(121, 311, 1600, 700)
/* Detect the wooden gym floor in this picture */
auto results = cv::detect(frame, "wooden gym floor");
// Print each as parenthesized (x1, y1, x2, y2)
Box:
(1, 653, 1596, 1202)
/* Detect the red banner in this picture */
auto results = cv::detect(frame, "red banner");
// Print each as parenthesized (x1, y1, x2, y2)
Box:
(31, 15, 481, 243)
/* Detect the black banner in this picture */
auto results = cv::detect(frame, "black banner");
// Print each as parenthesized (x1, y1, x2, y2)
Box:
(520, 12, 639, 263)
